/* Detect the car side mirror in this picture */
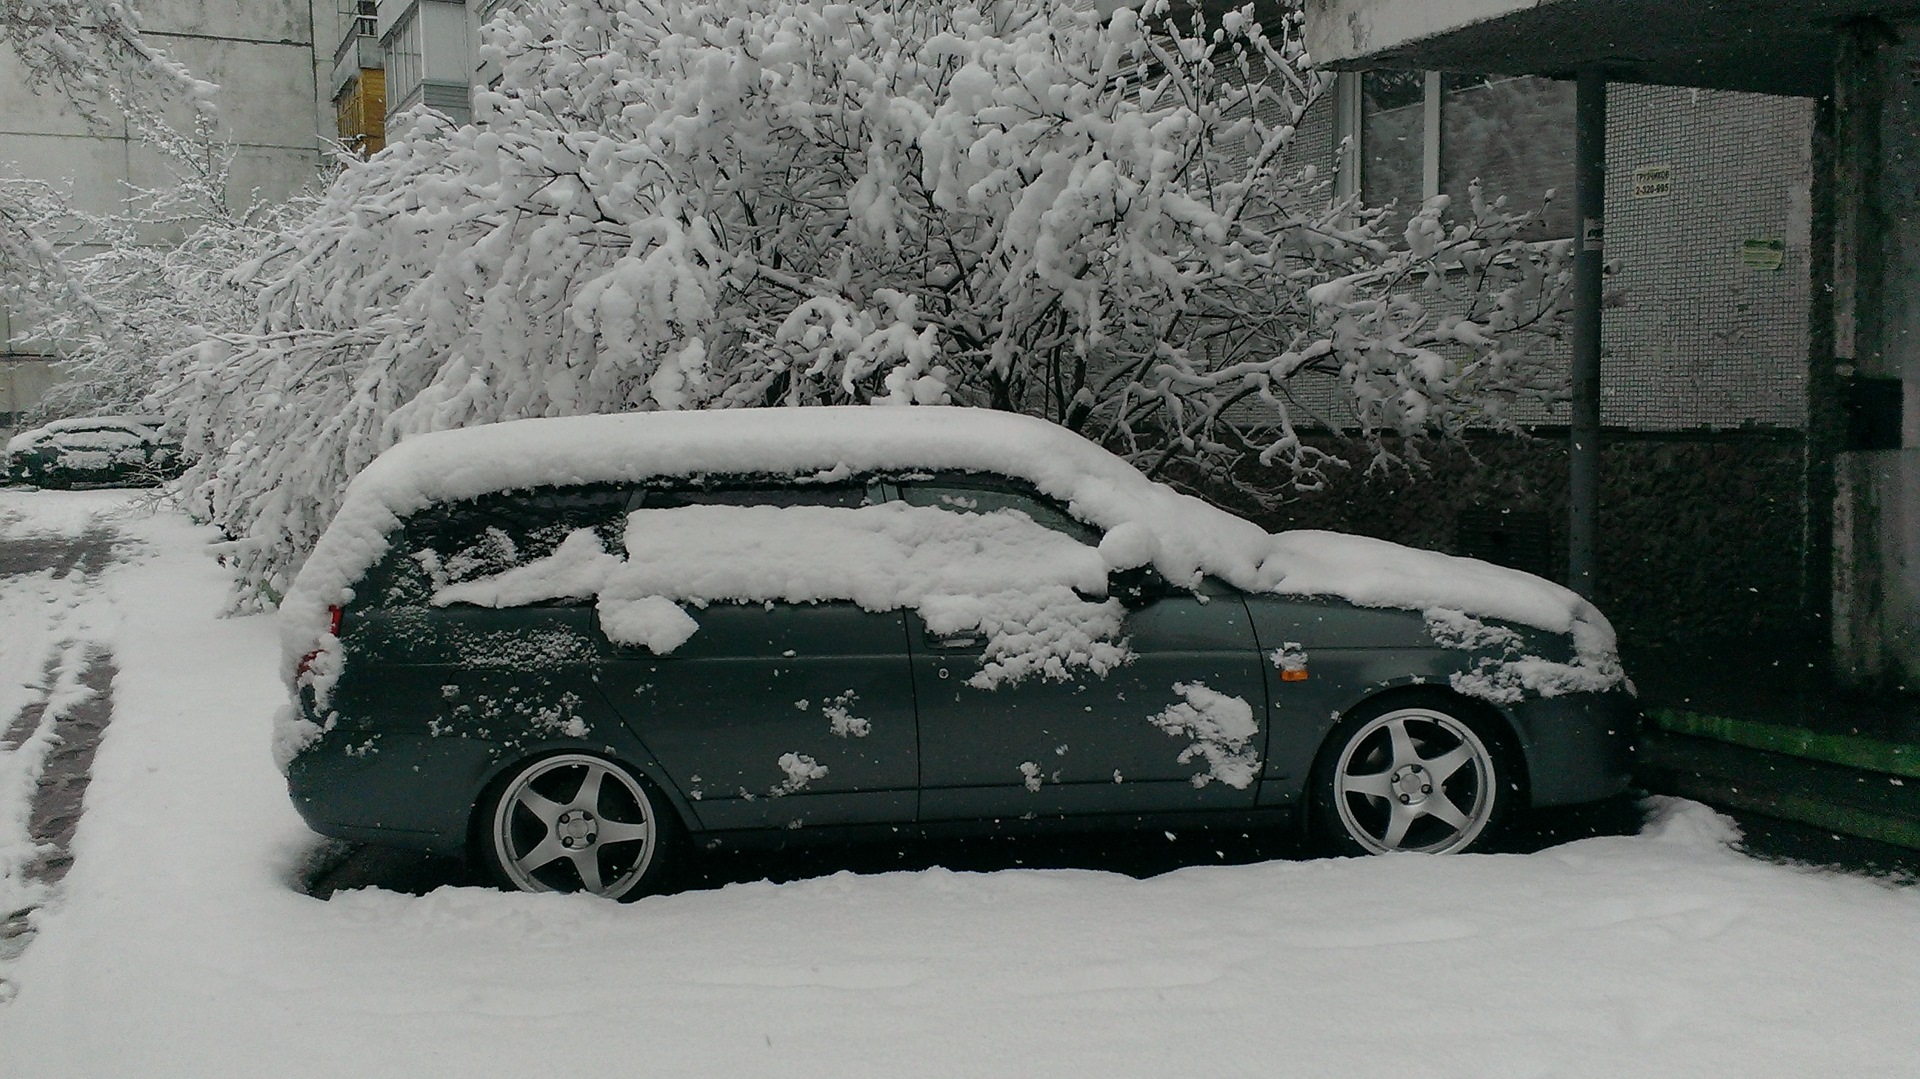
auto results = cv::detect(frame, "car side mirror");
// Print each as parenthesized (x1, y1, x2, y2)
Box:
(1108, 564, 1171, 610)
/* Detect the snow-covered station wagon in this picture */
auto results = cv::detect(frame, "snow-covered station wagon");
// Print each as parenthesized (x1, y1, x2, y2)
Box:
(278, 407, 1635, 899)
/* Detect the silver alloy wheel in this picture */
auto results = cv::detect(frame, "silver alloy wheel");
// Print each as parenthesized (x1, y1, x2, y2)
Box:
(490, 754, 659, 898)
(1330, 706, 1499, 854)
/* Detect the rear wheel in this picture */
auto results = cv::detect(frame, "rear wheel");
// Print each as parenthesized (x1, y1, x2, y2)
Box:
(481, 753, 676, 900)
(1313, 697, 1509, 855)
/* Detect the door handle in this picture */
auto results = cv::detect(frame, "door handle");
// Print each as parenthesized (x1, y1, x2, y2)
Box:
(930, 634, 980, 649)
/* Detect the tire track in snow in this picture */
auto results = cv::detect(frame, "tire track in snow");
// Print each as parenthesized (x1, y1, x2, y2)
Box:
(0, 501, 130, 998)
(0, 648, 114, 945)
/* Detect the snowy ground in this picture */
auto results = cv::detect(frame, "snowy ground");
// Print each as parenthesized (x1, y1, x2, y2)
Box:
(0, 490, 1915, 1078)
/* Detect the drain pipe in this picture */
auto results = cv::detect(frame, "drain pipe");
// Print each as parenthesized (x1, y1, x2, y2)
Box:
(1569, 66, 1607, 600)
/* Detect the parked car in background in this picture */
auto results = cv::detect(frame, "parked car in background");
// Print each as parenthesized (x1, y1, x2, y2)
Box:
(4, 414, 184, 488)
(278, 407, 1636, 900)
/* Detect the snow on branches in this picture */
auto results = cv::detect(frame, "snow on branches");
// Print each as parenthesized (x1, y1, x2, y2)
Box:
(1, 0, 215, 121)
(26, 136, 310, 419)
(0, 0, 222, 373)
(170, 0, 1571, 604)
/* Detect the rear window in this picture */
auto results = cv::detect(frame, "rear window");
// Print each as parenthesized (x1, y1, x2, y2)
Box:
(634, 482, 871, 510)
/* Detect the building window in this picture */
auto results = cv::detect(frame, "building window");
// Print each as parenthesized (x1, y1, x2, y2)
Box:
(385, 6, 424, 114)
(1347, 70, 1575, 239)
(1359, 70, 1427, 219)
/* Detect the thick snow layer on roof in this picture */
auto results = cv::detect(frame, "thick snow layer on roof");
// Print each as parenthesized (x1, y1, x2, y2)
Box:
(5, 415, 162, 454)
(280, 406, 1618, 705)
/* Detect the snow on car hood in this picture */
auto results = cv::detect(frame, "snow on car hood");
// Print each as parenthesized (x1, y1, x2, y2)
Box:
(278, 406, 1619, 715)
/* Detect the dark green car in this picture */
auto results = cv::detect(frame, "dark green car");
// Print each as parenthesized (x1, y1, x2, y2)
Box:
(279, 408, 1635, 899)
(4, 414, 183, 488)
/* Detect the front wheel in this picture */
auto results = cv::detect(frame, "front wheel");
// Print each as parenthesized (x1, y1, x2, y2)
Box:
(480, 753, 677, 900)
(1312, 698, 1509, 855)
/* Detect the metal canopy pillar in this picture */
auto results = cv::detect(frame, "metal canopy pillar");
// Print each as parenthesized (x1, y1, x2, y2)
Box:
(1568, 67, 1607, 600)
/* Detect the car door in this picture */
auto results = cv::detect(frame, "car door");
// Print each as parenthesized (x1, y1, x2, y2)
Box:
(892, 476, 1269, 822)
(592, 481, 920, 832)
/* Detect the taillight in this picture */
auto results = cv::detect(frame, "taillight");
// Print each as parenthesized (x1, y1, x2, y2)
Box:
(296, 606, 344, 679)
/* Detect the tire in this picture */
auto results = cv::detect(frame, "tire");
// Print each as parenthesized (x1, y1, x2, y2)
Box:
(1311, 695, 1510, 855)
(480, 753, 677, 900)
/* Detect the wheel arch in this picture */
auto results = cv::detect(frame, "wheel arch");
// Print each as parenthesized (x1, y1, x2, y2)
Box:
(462, 739, 703, 862)
(1321, 684, 1534, 811)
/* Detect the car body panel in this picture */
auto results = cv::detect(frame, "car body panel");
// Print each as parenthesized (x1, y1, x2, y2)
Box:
(911, 579, 1266, 820)
(286, 728, 496, 855)
(1506, 689, 1638, 805)
(594, 602, 920, 830)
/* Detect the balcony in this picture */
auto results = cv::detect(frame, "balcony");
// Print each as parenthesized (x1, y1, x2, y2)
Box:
(329, 15, 384, 100)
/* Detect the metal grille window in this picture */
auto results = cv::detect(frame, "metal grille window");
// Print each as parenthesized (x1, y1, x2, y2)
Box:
(1598, 84, 1812, 431)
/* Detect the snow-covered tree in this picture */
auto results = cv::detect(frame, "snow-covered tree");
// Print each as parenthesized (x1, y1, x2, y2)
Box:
(1, 0, 214, 118)
(0, 0, 222, 412)
(171, 0, 1572, 604)
(21, 132, 312, 418)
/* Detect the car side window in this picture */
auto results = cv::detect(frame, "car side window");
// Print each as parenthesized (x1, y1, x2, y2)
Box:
(633, 481, 873, 510)
(364, 485, 633, 608)
(895, 475, 1101, 546)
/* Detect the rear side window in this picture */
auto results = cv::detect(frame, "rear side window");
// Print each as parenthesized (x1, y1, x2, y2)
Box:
(355, 480, 873, 608)
(634, 481, 873, 510)
(896, 475, 1100, 545)
(361, 485, 632, 608)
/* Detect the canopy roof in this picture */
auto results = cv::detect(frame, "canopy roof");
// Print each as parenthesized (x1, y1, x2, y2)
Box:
(1304, 0, 1920, 97)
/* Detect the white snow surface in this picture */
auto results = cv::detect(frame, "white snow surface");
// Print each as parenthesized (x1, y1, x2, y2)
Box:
(282, 407, 1619, 702)
(3, 491, 1919, 1077)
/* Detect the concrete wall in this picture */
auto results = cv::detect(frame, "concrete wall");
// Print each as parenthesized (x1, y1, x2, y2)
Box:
(1827, 447, 1920, 683)
(1829, 23, 1920, 686)
(0, 358, 63, 436)
(1834, 450, 1920, 690)
(0, 0, 326, 411)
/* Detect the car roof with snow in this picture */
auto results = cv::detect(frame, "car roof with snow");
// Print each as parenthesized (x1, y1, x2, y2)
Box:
(282, 407, 1616, 681)
(41, 414, 163, 433)
(7, 415, 167, 451)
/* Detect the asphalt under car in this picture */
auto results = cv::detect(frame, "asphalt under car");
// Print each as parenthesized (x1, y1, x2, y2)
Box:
(283, 413, 1635, 900)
